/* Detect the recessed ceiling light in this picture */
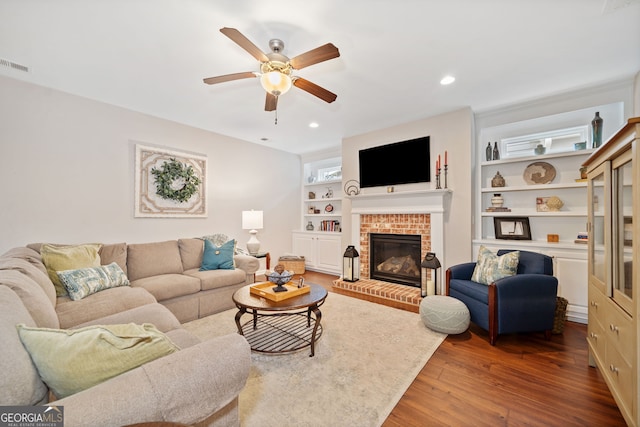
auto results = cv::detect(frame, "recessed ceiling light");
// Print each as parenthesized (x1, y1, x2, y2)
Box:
(440, 75, 455, 85)
(309, 122, 319, 128)
(260, 137, 269, 141)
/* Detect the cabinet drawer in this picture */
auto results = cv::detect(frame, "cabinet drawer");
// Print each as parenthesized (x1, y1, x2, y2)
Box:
(605, 301, 636, 366)
(604, 344, 635, 421)
(587, 315, 606, 359)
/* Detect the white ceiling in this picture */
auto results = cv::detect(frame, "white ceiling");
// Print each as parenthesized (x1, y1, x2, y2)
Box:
(1, 0, 639, 155)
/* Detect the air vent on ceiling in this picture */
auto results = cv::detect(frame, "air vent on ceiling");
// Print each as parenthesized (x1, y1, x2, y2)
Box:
(0, 58, 29, 73)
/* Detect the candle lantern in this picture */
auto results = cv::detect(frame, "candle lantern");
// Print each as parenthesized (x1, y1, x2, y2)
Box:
(420, 252, 441, 297)
(342, 245, 360, 282)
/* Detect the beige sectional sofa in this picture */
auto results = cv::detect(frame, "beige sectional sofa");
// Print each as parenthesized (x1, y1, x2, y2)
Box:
(0, 237, 259, 427)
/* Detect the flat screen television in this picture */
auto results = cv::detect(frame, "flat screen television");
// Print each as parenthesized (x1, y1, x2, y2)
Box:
(358, 136, 430, 188)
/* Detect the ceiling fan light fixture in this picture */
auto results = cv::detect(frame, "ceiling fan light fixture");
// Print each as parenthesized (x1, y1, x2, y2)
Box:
(260, 71, 292, 96)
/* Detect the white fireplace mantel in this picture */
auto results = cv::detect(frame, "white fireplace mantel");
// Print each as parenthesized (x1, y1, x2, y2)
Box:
(348, 189, 452, 293)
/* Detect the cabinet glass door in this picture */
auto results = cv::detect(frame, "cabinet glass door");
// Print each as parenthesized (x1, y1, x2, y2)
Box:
(588, 163, 609, 293)
(612, 151, 633, 314)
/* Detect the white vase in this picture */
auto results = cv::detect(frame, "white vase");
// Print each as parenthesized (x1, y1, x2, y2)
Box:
(491, 194, 504, 208)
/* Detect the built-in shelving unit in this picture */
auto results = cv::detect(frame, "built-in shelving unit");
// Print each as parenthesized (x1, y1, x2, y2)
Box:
(473, 101, 626, 324)
(293, 157, 343, 274)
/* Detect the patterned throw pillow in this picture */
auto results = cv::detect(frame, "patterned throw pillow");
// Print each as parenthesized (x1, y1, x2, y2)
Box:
(40, 244, 102, 296)
(200, 239, 236, 271)
(470, 246, 519, 285)
(16, 323, 179, 399)
(57, 262, 130, 301)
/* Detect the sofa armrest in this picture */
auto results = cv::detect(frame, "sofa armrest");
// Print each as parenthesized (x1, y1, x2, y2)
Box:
(494, 274, 558, 299)
(54, 333, 251, 427)
(234, 254, 259, 274)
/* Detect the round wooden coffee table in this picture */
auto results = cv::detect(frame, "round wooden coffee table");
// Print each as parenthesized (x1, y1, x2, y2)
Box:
(232, 283, 328, 357)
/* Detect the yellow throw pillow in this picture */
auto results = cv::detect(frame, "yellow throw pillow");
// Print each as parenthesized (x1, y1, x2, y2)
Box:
(16, 323, 180, 399)
(40, 244, 102, 296)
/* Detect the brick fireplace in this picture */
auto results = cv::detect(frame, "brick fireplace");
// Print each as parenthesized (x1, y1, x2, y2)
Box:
(334, 190, 450, 307)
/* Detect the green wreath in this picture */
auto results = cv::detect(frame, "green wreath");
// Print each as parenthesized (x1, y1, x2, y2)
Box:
(151, 158, 202, 203)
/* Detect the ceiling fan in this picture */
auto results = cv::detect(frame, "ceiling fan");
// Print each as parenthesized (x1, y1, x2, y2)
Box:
(203, 27, 340, 112)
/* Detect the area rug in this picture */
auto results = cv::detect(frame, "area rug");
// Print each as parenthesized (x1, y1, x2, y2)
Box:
(182, 292, 446, 427)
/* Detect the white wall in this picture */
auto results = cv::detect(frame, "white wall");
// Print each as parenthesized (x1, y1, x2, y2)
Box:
(0, 76, 301, 258)
(341, 107, 474, 270)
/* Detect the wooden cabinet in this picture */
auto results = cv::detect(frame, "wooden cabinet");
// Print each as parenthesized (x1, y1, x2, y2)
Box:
(584, 117, 639, 427)
(292, 231, 342, 274)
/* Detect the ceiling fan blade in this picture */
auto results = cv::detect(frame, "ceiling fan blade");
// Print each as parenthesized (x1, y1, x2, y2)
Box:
(220, 27, 269, 63)
(265, 93, 278, 111)
(203, 72, 256, 85)
(289, 43, 340, 70)
(293, 77, 337, 103)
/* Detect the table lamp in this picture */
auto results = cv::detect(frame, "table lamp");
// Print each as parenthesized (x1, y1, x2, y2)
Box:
(242, 210, 263, 255)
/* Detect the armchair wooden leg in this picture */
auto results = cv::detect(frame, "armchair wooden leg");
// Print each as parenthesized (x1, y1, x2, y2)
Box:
(544, 330, 552, 341)
(488, 284, 498, 346)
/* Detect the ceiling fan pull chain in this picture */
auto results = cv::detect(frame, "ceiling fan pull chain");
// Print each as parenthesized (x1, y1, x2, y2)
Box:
(274, 107, 278, 125)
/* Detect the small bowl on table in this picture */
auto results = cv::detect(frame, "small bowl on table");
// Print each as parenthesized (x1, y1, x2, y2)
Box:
(266, 271, 293, 292)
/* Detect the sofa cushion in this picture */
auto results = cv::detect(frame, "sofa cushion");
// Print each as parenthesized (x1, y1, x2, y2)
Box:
(184, 268, 247, 291)
(99, 243, 128, 276)
(41, 244, 102, 296)
(200, 239, 235, 271)
(17, 323, 180, 399)
(57, 262, 130, 301)
(55, 286, 157, 329)
(178, 238, 204, 271)
(471, 246, 519, 285)
(2, 247, 47, 275)
(130, 273, 201, 302)
(0, 270, 59, 329)
(127, 240, 183, 282)
(0, 286, 49, 406)
(73, 303, 181, 333)
(0, 257, 56, 306)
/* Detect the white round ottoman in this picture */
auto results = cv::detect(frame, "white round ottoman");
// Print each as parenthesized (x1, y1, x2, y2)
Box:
(420, 295, 470, 334)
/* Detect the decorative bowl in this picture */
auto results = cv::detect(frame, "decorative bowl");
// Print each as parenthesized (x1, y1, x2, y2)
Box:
(266, 271, 293, 286)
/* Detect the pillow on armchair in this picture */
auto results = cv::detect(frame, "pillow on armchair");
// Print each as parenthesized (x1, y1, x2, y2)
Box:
(471, 246, 519, 285)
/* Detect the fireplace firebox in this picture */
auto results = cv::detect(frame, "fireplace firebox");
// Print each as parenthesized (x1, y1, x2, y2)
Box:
(369, 233, 421, 287)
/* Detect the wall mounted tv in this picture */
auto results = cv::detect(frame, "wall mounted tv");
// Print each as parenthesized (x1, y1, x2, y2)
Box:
(358, 136, 430, 188)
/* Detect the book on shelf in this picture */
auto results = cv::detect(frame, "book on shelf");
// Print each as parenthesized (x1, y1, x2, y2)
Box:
(486, 207, 512, 212)
(319, 220, 340, 232)
(574, 238, 588, 244)
(575, 231, 588, 244)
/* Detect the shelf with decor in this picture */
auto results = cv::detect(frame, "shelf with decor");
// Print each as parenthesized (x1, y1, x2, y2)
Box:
(474, 101, 627, 326)
(301, 158, 342, 235)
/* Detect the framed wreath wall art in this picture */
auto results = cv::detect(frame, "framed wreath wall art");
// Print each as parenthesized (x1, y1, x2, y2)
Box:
(135, 144, 207, 217)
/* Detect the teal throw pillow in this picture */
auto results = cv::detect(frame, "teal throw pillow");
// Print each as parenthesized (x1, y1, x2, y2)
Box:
(470, 246, 519, 285)
(57, 262, 130, 301)
(200, 239, 235, 271)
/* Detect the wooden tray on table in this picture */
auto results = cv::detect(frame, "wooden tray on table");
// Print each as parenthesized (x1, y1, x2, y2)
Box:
(249, 281, 310, 302)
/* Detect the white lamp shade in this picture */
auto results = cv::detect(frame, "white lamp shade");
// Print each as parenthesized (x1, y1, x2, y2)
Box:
(242, 210, 263, 230)
(260, 71, 292, 96)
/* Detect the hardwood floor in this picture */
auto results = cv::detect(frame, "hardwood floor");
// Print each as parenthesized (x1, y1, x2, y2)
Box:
(298, 271, 626, 427)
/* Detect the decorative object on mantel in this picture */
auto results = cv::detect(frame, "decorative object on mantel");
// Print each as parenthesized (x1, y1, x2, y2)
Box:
(435, 151, 448, 189)
(492, 142, 500, 160)
(491, 171, 506, 187)
(523, 161, 556, 184)
(135, 144, 207, 218)
(420, 252, 441, 297)
(534, 144, 546, 155)
(342, 246, 360, 282)
(591, 111, 603, 148)
(545, 195, 564, 211)
(486, 142, 492, 161)
(343, 180, 360, 196)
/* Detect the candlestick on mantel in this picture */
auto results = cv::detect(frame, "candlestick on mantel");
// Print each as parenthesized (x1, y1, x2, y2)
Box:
(438, 154, 441, 169)
(445, 150, 448, 166)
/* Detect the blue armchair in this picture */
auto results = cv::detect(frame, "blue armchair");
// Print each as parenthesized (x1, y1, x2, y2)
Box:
(445, 249, 558, 345)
